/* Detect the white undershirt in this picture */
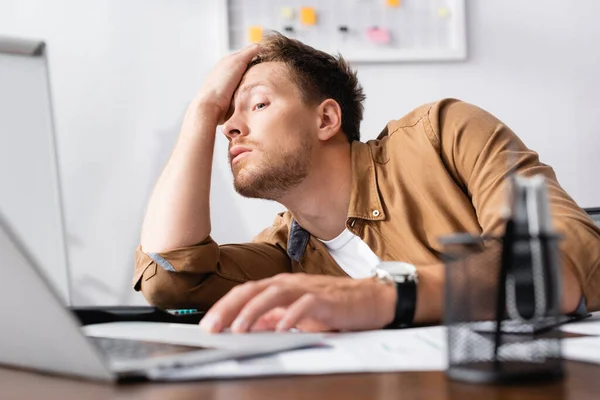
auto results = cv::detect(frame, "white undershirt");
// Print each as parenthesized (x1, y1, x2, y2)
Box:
(319, 229, 381, 279)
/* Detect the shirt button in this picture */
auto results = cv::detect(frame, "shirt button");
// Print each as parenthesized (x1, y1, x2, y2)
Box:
(372, 210, 380, 217)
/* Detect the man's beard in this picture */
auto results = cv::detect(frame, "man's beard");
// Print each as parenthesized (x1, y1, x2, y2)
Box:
(230, 140, 312, 201)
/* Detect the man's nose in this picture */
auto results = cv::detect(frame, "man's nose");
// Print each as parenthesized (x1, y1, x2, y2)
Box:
(222, 115, 249, 140)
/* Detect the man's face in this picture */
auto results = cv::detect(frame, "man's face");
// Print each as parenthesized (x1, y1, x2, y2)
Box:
(223, 62, 317, 200)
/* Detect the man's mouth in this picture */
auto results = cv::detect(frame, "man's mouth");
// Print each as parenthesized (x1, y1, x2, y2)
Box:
(230, 145, 253, 165)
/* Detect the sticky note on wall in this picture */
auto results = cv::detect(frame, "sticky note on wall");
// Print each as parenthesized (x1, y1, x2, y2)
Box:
(366, 27, 391, 44)
(248, 26, 263, 43)
(386, 0, 401, 7)
(300, 7, 317, 25)
(281, 6, 295, 20)
(437, 7, 450, 18)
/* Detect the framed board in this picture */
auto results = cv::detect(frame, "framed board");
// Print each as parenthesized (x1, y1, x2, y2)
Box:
(222, 0, 467, 63)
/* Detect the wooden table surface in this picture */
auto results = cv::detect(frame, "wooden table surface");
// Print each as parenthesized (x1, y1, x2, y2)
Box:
(1, 361, 598, 400)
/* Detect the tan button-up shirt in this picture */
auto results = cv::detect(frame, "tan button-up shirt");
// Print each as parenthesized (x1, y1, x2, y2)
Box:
(133, 99, 600, 311)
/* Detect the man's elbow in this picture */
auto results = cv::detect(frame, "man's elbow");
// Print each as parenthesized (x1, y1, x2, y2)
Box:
(138, 270, 197, 310)
(561, 264, 583, 314)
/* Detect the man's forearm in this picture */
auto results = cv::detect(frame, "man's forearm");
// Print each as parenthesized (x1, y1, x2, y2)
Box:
(561, 262, 582, 313)
(410, 261, 582, 326)
(141, 101, 220, 253)
(413, 264, 445, 324)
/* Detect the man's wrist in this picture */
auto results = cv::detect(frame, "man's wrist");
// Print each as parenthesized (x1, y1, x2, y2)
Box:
(188, 97, 222, 123)
(374, 264, 419, 328)
(372, 277, 398, 328)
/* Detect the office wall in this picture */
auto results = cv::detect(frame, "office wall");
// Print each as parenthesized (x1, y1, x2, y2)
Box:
(0, 0, 598, 305)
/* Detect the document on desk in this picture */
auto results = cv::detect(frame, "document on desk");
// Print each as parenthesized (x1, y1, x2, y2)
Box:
(563, 336, 600, 365)
(146, 326, 448, 381)
(561, 311, 600, 365)
(560, 311, 600, 336)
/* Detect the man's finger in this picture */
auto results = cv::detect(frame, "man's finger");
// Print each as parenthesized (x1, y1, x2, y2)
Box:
(235, 43, 261, 62)
(231, 284, 299, 333)
(199, 281, 267, 332)
(250, 307, 287, 332)
(276, 293, 323, 332)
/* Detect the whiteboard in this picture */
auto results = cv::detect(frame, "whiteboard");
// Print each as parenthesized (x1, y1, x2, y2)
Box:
(224, 0, 467, 62)
(0, 36, 71, 303)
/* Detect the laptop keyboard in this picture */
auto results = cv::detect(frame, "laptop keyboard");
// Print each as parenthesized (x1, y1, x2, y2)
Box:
(90, 337, 207, 361)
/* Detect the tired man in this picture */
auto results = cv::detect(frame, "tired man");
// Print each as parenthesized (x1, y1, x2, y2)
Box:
(135, 33, 600, 333)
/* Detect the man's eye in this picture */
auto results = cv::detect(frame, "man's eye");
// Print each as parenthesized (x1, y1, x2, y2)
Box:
(254, 103, 267, 111)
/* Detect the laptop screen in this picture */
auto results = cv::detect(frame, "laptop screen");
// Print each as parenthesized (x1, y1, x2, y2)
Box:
(0, 36, 71, 303)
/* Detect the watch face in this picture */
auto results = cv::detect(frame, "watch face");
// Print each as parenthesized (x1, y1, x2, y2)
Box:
(377, 261, 416, 276)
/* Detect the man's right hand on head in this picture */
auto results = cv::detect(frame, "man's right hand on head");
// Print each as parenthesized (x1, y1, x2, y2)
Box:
(193, 44, 262, 124)
(140, 47, 261, 254)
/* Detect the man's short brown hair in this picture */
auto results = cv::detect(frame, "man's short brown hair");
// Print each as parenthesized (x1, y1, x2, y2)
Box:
(249, 32, 366, 142)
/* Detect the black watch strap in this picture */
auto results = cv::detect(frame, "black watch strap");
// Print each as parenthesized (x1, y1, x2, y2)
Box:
(384, 279, 417, 329)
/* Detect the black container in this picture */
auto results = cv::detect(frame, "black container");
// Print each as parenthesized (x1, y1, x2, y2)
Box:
(440, 232, 564, 384)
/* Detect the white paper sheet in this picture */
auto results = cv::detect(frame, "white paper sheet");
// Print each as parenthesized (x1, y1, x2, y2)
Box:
(146, 326, 448, 381)
(84, 316, 600, 381)
(560, 312, 600, 335)
(562, 336, 600, 365)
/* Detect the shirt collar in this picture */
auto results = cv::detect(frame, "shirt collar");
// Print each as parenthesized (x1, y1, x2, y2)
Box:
(286, 140, 386, 261)
(347, 140, 386, 221)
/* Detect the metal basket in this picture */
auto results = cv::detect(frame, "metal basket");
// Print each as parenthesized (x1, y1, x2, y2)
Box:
(441, 232, 564, 384)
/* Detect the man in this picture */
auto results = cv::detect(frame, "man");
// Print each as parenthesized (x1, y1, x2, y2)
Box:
(135, 33, 600, 333)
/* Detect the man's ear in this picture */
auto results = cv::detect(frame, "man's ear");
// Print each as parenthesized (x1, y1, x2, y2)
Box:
(316, 99, 342, 141)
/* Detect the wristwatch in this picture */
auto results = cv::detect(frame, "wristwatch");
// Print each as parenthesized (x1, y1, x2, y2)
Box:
(374, 262, 418, 328)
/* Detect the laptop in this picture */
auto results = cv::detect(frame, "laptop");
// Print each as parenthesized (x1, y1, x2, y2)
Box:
(0, 213, 323, 382)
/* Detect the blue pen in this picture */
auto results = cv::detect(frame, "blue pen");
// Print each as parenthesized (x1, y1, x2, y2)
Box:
(167, 309, 199, 315)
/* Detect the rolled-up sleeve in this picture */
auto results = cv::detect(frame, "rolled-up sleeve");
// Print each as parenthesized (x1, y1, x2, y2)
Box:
(133, 215, 293, 310)
(431, 99, 600, 310)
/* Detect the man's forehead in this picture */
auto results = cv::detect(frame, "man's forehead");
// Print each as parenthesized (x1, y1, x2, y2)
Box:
(238, 62, 291, 92)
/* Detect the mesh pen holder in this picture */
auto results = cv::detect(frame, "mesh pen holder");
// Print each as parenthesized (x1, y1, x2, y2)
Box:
(440, 232, 564, 384)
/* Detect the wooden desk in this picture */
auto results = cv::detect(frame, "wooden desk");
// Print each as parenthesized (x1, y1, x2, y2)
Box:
(1, 361, 598, 400)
